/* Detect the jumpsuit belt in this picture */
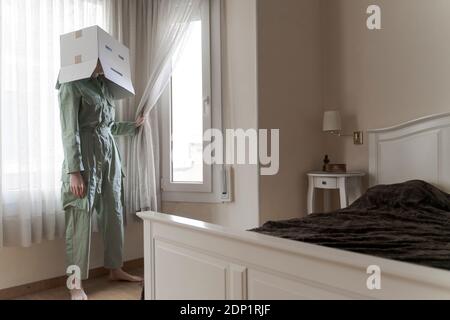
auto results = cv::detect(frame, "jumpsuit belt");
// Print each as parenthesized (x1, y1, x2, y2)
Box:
(80, 126, 114, 195)
(80, 126, 112, 135)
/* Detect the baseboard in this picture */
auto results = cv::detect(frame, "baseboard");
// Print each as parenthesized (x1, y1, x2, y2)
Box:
(0, 258, 144, 300)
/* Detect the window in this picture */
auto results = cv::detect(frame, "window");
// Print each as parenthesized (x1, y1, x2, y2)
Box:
(161, 0, 223, 203)
(171, 20, 207, 185)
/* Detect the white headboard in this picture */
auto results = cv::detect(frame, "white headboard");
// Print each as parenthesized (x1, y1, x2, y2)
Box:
(368, 113, 450, 192)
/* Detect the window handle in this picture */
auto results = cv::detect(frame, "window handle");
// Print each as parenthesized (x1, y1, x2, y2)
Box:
(203, 96, 211, 115)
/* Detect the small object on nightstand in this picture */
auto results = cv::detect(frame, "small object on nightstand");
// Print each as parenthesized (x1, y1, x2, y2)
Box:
(307, 171, 365, 214)
(325, 163, 347, 173)
(322, 155, 330, 172)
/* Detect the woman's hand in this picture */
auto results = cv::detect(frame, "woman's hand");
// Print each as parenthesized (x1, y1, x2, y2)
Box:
(70, 172, 86, 199)
(135, 115, 146, 128)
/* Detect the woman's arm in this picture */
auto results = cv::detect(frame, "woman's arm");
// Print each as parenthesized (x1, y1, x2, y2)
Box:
(59, 82, 86, 199)
(111, 122, 138, 137)
(59, 83, 84, 174)
(111, 115, 146, 137)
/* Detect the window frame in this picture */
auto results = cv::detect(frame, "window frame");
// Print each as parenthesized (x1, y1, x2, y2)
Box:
(161, 0, 223, 203)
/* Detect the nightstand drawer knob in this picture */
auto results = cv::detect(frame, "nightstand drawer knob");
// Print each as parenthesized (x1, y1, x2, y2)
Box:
(314, 177, 338, 189)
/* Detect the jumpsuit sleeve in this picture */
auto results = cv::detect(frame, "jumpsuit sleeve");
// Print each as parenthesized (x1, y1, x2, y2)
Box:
(59, 83, 85, 174)
(111, 122, 137, 137)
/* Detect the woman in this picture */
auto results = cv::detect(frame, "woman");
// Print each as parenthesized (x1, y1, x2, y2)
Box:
(58, 61, 144, 300)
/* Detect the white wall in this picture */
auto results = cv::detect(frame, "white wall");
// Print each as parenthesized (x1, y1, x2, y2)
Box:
(258, 0, 324, 222)
(323, 0, 450, 183)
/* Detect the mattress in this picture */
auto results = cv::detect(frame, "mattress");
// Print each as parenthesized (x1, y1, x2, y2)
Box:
(252, 180, 450, 271)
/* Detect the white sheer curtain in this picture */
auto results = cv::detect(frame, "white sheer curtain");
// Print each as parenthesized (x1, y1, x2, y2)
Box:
(107, 0, 158, 217)
(126, 0, 203, 213)
(0, 0, 114, 248)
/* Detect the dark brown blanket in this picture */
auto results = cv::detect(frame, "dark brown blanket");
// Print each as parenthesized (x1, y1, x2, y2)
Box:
(252, 180, 450, 271)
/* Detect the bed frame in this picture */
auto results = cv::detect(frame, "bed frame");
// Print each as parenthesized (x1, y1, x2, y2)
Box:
(138, 113, 450, 300)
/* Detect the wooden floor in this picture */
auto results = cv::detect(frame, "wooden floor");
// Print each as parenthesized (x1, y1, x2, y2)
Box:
(16, 268, 144, 300)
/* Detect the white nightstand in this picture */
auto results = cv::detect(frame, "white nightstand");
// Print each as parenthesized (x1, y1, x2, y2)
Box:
(307, 172, 366, 214)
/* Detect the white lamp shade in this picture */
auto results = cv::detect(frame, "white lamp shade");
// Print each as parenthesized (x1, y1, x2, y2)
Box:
(323, 111, 342, 133)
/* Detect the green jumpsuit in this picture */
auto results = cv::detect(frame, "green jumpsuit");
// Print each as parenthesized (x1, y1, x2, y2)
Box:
(58, 76, 136, 280)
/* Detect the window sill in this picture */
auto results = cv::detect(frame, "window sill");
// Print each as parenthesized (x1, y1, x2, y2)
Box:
(162, 191, 227, 204)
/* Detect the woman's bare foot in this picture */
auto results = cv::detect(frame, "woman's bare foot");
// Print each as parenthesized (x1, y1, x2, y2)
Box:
(70, 288, 88, 300)
(109, 268, 143, 282)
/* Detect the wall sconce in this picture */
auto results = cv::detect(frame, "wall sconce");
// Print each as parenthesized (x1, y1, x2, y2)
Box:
(323, 111, 364, 145)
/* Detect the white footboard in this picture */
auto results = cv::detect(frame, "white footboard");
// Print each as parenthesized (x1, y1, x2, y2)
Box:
(138, 212, 450, 300)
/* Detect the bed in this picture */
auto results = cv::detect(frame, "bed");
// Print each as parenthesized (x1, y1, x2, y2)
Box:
(138, 113, 450, 300)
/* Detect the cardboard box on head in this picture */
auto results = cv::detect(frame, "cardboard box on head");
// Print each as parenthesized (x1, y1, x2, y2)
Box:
(58, 25, 135, 100)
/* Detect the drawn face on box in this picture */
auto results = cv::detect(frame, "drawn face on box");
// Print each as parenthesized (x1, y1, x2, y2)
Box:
(58, 25, 135, 100)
